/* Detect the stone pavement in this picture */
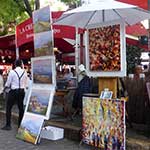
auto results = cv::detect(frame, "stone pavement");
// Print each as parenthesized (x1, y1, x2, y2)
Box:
(0, 103, 150, 150)
(0, 119, 93, 150)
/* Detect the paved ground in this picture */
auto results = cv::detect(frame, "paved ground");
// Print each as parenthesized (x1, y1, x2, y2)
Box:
(0, 98, 150, 150)
(0, 120, 94, 150)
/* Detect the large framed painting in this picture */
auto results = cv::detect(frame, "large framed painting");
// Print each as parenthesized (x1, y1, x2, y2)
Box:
(33, 5, 52, 33)
(82, 97, 126, 150)
(85, 21, 126, 77)
(31, 56, 56, 86)
(34, 31, 54, 57)
(16, 113, 44, 144)
(25, 86, 55, 119)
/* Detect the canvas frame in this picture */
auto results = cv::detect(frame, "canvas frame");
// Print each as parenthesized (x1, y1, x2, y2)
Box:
(100, 90, 113, 99)
(34, 31, 54, 57)
(25, 86, 55, 120)
(82, 97, 126, 149)
(85, 20, 126, 77)
(31, 56, 56, 86)
(16, 112, 45, 144)
(33, 5, 52, 33)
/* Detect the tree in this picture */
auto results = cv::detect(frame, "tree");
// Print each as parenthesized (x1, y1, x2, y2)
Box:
(126, 44, 143, 74)
(0, 0, 80, 36)
(60, 0, 81, 8)
(0, 0, 40, 35)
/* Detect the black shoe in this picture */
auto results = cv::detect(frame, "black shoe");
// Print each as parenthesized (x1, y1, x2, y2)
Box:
(1, 125, 12, 130)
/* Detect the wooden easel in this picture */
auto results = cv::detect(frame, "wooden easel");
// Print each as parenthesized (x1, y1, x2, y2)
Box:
(98, 77, 118, 98)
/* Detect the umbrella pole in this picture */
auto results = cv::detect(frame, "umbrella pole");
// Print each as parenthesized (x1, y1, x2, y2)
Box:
(75, 27, 80, 78)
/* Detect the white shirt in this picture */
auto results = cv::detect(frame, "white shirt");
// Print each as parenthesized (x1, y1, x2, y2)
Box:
(5, 67, 28, 90)
(0, 75, 4, 94)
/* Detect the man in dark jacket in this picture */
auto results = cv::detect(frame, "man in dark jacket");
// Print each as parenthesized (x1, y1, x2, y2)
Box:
(72, 64, 91, 109)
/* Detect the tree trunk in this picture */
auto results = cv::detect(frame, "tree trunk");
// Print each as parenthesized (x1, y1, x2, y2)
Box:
(23, 0, 32, 17)
(35, 0, 40, 10)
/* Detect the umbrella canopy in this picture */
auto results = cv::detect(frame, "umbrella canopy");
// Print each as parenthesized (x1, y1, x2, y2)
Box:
(54, 0, 150, 28)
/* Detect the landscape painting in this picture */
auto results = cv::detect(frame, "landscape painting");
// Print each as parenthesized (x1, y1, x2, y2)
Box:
(33, 5, 52, 33)
(32, 56, 56, 85)
(34, 31, 53, 57)
(26, 87, 55, 119)
(16, 113, 44, 144)
(82, 97, 125, 150)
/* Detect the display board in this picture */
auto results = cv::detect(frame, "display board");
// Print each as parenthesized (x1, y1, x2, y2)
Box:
(82, 97, 126, 150)
(85, 21, 126, 77)
(17, 5, 56, 145)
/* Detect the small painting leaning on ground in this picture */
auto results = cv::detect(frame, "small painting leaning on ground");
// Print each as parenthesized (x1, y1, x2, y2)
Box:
(82, 97, 125, 150)
(31, 56, 56, 85)
(16, 113, 44, 144)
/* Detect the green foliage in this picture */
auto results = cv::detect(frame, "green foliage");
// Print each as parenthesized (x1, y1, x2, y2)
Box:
(0, 0, 25, 24)
(0, 0, 29, 35)
(61, 0, 80, 4)
(60, 0, 81, 7)
(126, 44, 143, 74)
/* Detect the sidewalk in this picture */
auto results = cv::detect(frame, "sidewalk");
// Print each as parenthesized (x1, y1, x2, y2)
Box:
(0, 109, 150, 150)
(0, 112, 93, 150)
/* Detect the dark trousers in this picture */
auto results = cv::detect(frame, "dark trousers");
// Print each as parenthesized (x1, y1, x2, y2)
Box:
(6, 89, 25, 127)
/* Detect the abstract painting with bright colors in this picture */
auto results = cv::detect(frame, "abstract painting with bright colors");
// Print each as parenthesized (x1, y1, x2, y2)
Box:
(82, 97, 125, 150)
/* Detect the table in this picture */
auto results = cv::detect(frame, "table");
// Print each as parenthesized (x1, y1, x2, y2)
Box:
(54, 89, 69, 116)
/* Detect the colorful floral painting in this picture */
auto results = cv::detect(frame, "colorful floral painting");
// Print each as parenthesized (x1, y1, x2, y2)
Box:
(16, 113, 44, 144)
(88, 24, 121, 72)
(82, 97, 125, 150)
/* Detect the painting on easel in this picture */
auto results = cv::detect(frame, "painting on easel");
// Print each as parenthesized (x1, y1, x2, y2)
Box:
(85, 21, 126, 77)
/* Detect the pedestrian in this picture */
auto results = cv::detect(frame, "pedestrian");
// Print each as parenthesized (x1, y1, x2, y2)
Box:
(1, 59, 28, 130)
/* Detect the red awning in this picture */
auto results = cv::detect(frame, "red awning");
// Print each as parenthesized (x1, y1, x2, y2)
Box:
(117, 0, 148, 10)
(126, 23, 148, 37)
(16, 11, 76, 47)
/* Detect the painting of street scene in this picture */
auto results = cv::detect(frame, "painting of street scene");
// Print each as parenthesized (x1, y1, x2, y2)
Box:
(26, 88, 52, 117)
(32, 56, 55, 84)
(33, 5, 52, 33)
(34, 31, 53, 57)
(16, 113, 44, 144)
(82, 97, 125, 150)
(88, 24, 121, 72)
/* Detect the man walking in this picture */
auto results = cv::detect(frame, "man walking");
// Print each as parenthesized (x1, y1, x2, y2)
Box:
(1, 59, 28, 130)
